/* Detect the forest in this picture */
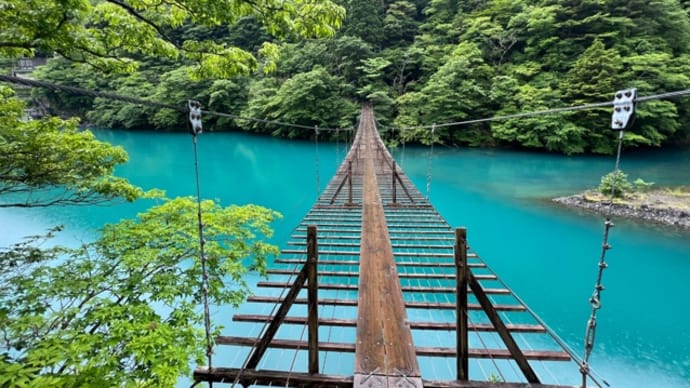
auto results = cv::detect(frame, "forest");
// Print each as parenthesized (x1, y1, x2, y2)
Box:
(1, 0, 689, 385)
(30, 0, 690, 154)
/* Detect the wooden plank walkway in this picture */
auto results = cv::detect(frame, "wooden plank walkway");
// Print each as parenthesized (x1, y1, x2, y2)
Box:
(193, 105, 580, 387)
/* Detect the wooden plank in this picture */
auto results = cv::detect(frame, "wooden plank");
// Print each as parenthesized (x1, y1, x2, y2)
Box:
(256, 281, 511, 295)
(232, 315, 545, 332)
(246, 296, 526, 312)
(274, 259, 360, 266)
(193, 367, 353, 387)
(355, 114, 420, 378)
(266, 269, 495, 280)
(396, 262, 485, 268)
(215, 336, 571, 361)
(193, 367, 579, 388)
(423, 379, 579, 388)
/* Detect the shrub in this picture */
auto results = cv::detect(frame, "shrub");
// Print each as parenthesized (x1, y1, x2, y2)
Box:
(633, 178, 655, 191)
(599, 170, 632, 197)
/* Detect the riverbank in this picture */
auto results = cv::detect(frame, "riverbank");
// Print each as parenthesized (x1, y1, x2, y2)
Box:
(553, 188, 690, 229)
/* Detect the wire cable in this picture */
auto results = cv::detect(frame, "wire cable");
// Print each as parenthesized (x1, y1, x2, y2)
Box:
(190, 132, 214, 387)
(0, 74, 352, 132)
(7, 73, 690, 134)
(378, 89, 690, 131)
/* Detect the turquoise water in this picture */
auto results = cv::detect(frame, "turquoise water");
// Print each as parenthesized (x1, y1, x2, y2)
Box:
(1, 130, 689, 387)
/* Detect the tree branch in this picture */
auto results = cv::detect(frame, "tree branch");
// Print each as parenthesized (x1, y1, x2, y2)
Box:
(104, 0, 180, 48)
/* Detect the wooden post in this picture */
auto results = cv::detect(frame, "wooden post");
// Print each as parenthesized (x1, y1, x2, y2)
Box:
(307, 226, 319, 374)
(455, 228, 468, 380)
(348, 161, 353, 205)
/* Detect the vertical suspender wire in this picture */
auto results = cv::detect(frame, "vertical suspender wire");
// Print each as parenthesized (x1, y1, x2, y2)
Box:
(401, 127, 406, 169)
(230, 252, 305, 388)
(335, 128, 341, 166)
(192, 133, 214, 387)
(285, 320, 309, 387)
(187, 101, 214, 388)
(581, 130, 625, 388)
(426, 124, 436, 199)
(314, 126, 321, 197)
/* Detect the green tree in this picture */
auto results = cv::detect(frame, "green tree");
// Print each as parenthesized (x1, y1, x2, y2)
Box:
(0, 0, 345, 77)
(0, 198, 279, 386)
(0, 86, 143, 207)
(395, 42, 494, 146)
(243, 66, 358, 137)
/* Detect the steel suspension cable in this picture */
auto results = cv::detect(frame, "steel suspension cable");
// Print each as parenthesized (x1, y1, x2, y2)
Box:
(230, 253, 305, 388)
(426, 124, 435, 199)
(5, 73, 690, 134)
(580, 129, 626, 388)
(0, 74, 351, 132)
(187, 101, 215, 387)
(480, 258, 607, 387)
(314, 126, 321, 196)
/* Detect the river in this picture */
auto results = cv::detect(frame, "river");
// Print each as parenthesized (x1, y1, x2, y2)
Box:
(1, 129, 689, 387)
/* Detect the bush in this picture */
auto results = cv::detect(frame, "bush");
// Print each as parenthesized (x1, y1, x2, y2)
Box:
(599, 170, 633, 197)
(633, 178, 655, 191)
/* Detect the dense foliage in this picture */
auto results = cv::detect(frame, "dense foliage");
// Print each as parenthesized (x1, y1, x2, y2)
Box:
(25, 0, 690, 154)
(0, 198, 279, 386)
(1, 0, 341, 385)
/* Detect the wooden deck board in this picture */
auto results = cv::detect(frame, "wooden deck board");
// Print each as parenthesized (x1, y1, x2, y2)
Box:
(355, 107, 420, 379)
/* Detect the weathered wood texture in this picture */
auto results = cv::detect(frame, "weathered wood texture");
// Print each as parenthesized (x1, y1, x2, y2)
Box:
(354, 106, 421, 382)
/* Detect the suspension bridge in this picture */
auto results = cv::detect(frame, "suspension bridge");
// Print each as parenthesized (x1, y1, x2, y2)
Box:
(192, 105, 593, 388)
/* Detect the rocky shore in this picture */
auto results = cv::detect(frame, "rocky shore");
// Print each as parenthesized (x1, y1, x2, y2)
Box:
(553, 190, 690, 229)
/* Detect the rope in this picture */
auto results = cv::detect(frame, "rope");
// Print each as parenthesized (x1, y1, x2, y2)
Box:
(314, 126, 321, 196)
(0, 74, 182, 111)
(580, 129, 625, 388)
(0, 74, 351, 132)
(191, 133, 213, 386)
(426, 124, 435, 199)
(400, 127, 406, 169)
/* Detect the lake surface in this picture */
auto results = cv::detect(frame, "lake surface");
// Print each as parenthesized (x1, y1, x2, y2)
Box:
(1, 130, 689, 387)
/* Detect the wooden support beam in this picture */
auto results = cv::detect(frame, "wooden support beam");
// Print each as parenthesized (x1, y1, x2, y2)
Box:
(469, 272, 541, 383)
(329, 174, 351, 205)
(306, 225, 319, 374)
(256, 281, 511, 295)
(215, 336, 571, 361)
(232, 314, 545, 332)
(193, 368, 579, 388)
(246, 296, 527, 312)
(244, 255, 311, 369)
(194, 367, 353, 387)
(455, 227, 469, 380)
(274, 259, 361, 266)
(266, 269, 495, 281)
